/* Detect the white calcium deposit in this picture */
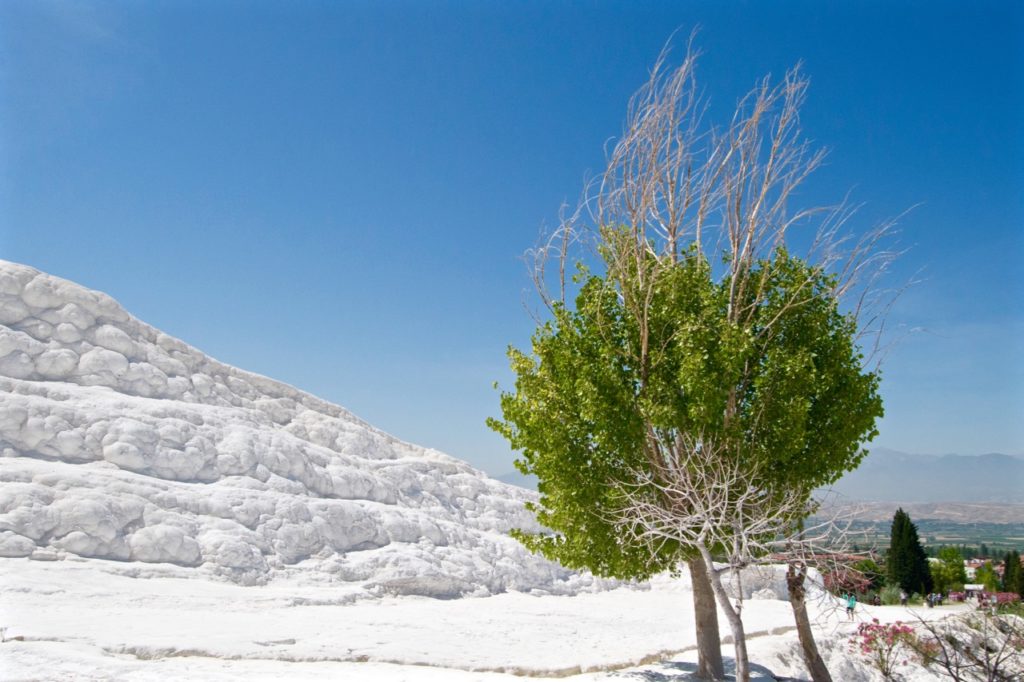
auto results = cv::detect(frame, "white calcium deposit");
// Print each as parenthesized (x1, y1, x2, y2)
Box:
(0, 260, 607, 596)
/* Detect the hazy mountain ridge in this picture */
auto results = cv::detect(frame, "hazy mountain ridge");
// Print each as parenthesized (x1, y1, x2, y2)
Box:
(503, 449, 1024, 506)
(820, 501, 1024, 525)
(830, 447, 1024, 504)
(495, 469, 538, 490)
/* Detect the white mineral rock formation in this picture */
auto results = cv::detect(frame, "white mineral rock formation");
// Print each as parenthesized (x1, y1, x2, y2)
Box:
(0, 260, 604, 597)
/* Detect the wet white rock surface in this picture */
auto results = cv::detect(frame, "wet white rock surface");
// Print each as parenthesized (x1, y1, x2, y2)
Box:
(0, 260, 607, 596)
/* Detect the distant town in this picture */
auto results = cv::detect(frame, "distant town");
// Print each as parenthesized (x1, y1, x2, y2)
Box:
(824, 507, 1023, 608)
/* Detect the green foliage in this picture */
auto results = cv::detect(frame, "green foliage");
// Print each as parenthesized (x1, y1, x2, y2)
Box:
(854, 558, 885, 592)
(930, 546, 967, 593)
(887, 508, 933, 595)
(879, 583, 903, 605)
(937, 546, 966, 571)
(975, 562, 1000, 592)
(1002, 550, 1022, 596)
(490, 248, 883, 578)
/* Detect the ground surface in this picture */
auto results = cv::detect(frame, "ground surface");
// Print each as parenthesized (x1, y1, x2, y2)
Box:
(0, 558, 966, 681)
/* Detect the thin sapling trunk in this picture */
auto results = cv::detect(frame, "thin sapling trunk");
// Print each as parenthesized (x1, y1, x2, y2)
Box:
(787, 562, 832, 682)
(700, 546, 750, 682)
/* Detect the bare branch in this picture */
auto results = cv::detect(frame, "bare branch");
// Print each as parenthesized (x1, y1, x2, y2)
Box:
(528, 37, 908, 361)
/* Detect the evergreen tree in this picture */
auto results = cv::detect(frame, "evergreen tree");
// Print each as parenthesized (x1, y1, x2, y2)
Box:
(887, 508, 911, 588)
(886, 508, 932, 594)
(1002, 550, 1022, 596)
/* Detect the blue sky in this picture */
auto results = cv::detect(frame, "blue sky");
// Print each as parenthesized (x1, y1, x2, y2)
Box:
(1, 1, 1021, 474)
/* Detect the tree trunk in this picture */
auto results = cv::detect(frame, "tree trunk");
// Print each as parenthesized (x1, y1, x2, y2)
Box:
(700, 548, 749, 682)
(787, 562, 832, 682)
(689, 556, 725, 680)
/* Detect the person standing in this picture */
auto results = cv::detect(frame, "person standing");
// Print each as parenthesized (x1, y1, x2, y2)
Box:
(846, 593, 857, 620)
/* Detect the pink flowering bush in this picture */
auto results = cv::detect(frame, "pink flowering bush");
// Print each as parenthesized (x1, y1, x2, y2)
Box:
(849, 618, 916, 680)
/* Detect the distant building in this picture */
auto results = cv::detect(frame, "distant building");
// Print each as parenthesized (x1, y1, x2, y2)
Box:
(970, 558, 1008, 578)
(963, 583, 985, 598)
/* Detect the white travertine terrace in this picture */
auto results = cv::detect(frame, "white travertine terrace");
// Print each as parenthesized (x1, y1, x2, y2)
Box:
(0, 260, 608, 597)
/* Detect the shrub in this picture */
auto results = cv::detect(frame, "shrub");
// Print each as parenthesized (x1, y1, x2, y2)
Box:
(849, 618, 916, 681)
(880, 583, 903, 605)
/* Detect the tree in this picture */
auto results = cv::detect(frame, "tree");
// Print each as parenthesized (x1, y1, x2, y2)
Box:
(887, 508, 932, 595)
(493, 252, 726, 678)
(932, 546, 968, 594)
(786, 559, 833, 682)
(491, 38, 894, 682)
(609, 429, 863, 682)
(1002, 550, 1022, 596)
(975, 562, 1000, 592)
(853, 558, 886, 593)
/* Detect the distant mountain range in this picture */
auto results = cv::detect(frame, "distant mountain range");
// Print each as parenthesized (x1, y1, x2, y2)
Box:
(830, 448, 1024, 504)
(820, 501, 1024, 525)
(496, 469, 538, 490)
(498, 447, 1024, 505)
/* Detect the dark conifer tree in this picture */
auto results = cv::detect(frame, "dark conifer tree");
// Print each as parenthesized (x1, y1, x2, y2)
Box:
(1002, 550, 1022, 596)
(887, 508, 911, 587)
(886, 508, 932, 594)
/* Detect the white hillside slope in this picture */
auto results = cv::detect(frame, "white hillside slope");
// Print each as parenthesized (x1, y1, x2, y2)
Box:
(0, 260, 606, 597)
